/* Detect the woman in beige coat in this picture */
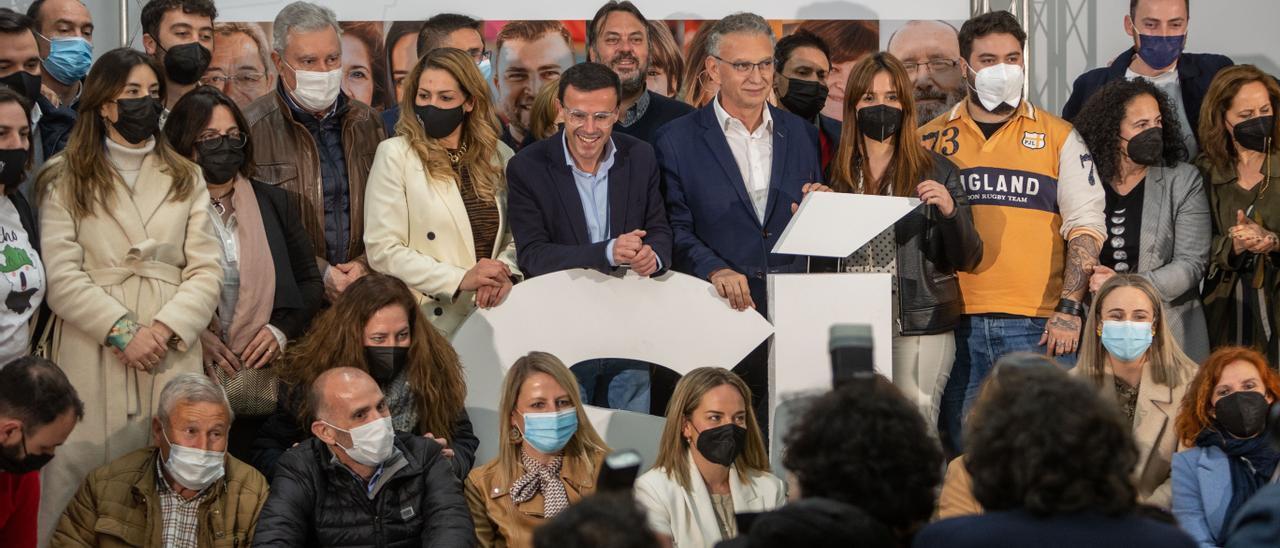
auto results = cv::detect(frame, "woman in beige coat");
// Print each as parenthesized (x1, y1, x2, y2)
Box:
(34, 48, 222, 541)
(365, 48, 519, 338)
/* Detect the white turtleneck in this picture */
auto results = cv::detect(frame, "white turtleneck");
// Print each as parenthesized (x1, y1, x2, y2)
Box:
(104, 137, 156, 189)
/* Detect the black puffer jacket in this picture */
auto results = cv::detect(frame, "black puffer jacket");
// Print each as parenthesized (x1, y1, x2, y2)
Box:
(252, 433, 476, 548)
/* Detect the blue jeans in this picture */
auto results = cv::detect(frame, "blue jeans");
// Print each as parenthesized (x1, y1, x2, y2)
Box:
(572, 359, 651, 414)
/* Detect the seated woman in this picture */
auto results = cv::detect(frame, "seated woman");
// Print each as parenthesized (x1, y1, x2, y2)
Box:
(466, 351, 609, 548)
(249, 273, 476, 479)
(1173, 346, 1280, 547)
(634, 367, 784, 545)
(1074, 274, 1198, 508)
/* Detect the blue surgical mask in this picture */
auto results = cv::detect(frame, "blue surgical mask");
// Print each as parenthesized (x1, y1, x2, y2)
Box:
(1136, 34, 1185, 71)
(522, 408, 577, 454)
(476, 58, 494, 83)
(40, 35, 93, 85)
(1100, 320, 1154, 362)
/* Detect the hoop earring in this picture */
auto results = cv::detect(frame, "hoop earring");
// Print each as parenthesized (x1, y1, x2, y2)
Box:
(509, 427, 523, 443)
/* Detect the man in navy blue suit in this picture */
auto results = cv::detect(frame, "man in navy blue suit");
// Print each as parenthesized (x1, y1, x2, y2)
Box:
(653, 13, 828, 426)
(507, 62, 672, 413)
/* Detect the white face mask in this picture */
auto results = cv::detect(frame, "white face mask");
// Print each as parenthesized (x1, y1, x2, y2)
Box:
(286, 61, 342, 112)
(325, 416, 395, 467)
(969, 63, 1024, 112)
(161, 430, 225, 491)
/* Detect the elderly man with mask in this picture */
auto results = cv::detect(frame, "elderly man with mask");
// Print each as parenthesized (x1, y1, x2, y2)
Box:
(252, 367, 474, 547)
(244, 1, 384, 302)
(53, 374, 268, 547)
(886, 19, 967, 126)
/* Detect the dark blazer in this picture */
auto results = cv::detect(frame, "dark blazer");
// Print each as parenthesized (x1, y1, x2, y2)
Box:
(1062, 49, 1233, 141)
(382, 104, 400, 136)
(654, 103, 823, 317)
(251, 180, 324, 339)
(507, 130, 673, 279)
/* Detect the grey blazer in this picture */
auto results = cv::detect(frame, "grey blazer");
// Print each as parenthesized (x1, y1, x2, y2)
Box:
(1135, 162, 1211, 363)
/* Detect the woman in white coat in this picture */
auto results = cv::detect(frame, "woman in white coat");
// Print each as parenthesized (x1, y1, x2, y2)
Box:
(635, 367, 786, 547)
(34, 48, 222, 541)
(364, 47, 518, 337)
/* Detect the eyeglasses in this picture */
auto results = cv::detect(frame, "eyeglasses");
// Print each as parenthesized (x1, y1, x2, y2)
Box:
(468, 49, 491, 63)
(201, 71, 267, 87)
(901, 59, 960, 75)
(712, 56, 775, 74)
(195, 132, 248, 153)
(564, 109, 618, 126)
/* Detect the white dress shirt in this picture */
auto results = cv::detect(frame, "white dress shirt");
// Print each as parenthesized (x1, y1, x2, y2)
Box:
(713, 97, 774, 221)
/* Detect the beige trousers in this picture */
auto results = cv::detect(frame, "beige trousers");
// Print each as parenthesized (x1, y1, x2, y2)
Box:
(892, 332, 956, 427)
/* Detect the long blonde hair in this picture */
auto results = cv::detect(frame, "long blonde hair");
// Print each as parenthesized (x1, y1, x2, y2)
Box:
(395, 47, 504, 201)
(652, 367, 770, 492)
(37, 47, 198, 218)
(1079, 274, 1196, 388)
(495, 352, 609, 487)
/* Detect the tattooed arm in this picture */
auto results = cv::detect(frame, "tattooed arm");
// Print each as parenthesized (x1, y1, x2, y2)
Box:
(1043, 130, 1107, 356)
(1041, 234, 1101, 356)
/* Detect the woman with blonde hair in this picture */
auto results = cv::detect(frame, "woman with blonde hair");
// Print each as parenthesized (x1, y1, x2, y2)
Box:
(678, 21, 719, 108)
(634, 367, 784, 546)
(528, 80, 562, 142)
(466, 351, 610, 548)
(364, 47, 520, 337)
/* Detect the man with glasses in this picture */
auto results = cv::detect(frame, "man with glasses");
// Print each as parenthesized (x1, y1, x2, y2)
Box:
(380, 13, 491, 135)
(586, 1, 691, 145)
(653, 13, 828, 429)
(204, 22, 275, 108)
(887, 19, 966, 126)
(506, 62, 671, 413)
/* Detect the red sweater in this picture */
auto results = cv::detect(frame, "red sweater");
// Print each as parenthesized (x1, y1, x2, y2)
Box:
(0, 470, 39, 548)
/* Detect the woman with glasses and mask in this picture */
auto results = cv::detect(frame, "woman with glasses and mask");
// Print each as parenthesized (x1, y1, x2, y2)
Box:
(634, 367, 782, 546)
(364, 47, 519, 338)
(34, 47, 222, 538)
(829, 52, 982, 428)
(1197, 65, 1280, 364)
(1073, 78, 1211, 363)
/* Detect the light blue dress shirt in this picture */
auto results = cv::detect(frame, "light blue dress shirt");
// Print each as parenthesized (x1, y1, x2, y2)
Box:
(564, 133, 620, 266)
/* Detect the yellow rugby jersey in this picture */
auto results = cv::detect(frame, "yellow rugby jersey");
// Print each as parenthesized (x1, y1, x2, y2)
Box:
(920, 101, 1105, 318)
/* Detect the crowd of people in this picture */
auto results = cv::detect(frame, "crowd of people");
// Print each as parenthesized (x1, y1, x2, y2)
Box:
(1, 0, 1279, 546)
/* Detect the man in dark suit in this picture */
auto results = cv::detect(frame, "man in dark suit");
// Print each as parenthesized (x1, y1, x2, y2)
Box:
(1061, 0, 1231, 157)
(507, 62, 672, 413)
(773, 29, 841, 174)
(654, 13, 828, 426)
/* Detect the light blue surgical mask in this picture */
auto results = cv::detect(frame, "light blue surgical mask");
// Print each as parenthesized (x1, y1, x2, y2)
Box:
(1100, 320, 1154, 362)
(522, 408, 577, 454)
(476, 58, 494, 82)
(39, 34, 93, 85)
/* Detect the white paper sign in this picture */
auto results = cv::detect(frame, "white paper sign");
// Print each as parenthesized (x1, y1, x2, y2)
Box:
(772, 193, 921, 258)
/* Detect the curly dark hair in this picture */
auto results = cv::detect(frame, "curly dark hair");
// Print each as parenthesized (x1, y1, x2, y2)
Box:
(533, 493, 659, 548)
(965, 361, 1139, 517)
(783, 377, 943, 536)
(1073, 78, 1188, 184)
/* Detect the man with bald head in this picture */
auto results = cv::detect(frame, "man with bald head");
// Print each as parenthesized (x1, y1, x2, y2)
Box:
(887, 20, 966, 125)
(253, 367, 474, 547)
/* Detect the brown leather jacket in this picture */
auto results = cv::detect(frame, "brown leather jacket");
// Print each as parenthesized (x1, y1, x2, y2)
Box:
(242, 88, 385, 266)
(464, 449, 604, 548)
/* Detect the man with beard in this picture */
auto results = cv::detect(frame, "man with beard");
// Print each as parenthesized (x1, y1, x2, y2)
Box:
(887, 19, 966, 126)
(919, 11, 1104, 456)
(140, 0, 215, 117)
(773, 30, 841, 173)
(494, 20, 575, 151)
(587, 1, 692, 144)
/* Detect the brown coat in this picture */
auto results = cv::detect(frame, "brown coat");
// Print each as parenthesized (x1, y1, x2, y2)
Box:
(52, 447, 269, 548)
(242, 89, 385, 267)
(464, 450, 603, 548)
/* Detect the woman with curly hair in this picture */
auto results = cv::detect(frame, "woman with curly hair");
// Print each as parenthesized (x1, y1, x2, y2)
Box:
(1072, 77, 1211, 363)
(634, 368, 783, 546)
(919, 358, 1196, 547)
(1172, 346, 1280, 547)
(249, 272, 476, 480)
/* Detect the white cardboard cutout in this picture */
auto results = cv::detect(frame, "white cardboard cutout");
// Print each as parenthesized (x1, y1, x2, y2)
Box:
(773, 193, 921, 257)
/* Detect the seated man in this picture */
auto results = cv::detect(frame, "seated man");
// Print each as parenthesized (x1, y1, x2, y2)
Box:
(54, 374, 268, 547)
(0, 357, 82, 548)
(252, 367, 473, 547)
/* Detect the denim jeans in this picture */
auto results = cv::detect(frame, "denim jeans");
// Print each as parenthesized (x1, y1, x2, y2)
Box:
(573, 359, 651, 414)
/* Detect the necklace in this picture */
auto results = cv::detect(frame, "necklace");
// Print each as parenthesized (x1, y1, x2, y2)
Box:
(210, 187, 234, 216)
(446, 142, 468, 166)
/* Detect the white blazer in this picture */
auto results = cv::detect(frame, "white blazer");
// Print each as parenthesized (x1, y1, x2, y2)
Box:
(634, 451, 786, 547)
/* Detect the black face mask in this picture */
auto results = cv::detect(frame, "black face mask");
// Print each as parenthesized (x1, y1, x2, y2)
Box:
(111, 97, 162, 144)
(1215, 390, 1270, 439)
(0, 148, 28, 191)
(159, 42, 212, 86)
(857, 104, 904, 142)
(0, 70, 42, 103)
(0, 431, 54, 474)
(1233, 115, 1274, 153)
(364, 346, 409, 384)
(195, 135, 247, 184)
(415, 104, 467, 140)
(779, 76, 829, 121)
(694, 423, 747, 467)
(1124, 127, 1165, 166)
